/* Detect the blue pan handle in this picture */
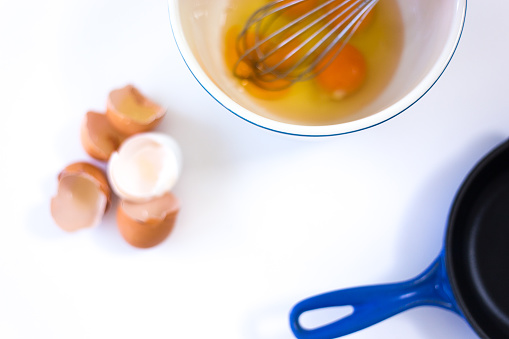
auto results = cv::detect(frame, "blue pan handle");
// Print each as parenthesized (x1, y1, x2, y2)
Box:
(290, 257, 459, 339)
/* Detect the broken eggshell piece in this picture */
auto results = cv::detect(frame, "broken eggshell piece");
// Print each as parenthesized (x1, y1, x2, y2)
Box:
(108, 132, 182, 202)
(51, 162, 112, 232)
(106, 85, 166, 136)
(117, 192, 180, 248)
(81, 111, 126, 161)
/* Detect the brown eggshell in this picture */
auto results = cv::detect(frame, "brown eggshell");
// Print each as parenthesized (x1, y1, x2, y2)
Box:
(58, 162, 112, 209)
(51, 162, 112, 232)
(106, 85, 166, 136)
(117, 193, 180, 248)
(80, 111, 127, 161)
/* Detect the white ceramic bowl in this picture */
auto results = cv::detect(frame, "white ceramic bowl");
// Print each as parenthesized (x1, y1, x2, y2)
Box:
(168, 0, 467, 136)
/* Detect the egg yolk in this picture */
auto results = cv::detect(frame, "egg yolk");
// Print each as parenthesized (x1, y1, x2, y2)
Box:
(315, 43, 366, 99)
(224, 26, 292, 99)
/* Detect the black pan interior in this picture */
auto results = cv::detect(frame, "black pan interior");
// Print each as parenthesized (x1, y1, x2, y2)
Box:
(447, 139, 509, 339)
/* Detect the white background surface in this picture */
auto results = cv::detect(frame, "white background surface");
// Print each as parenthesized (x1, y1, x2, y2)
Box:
(1, 0, 508, 338)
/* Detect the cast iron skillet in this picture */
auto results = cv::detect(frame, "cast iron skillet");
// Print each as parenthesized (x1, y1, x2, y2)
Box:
(290, 139, 509, 339)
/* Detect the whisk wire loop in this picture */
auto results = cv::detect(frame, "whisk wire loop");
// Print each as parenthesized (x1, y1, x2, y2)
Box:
(280, 0, 365, 81)
(307, 0, 377, 79)
(233, 0, 379, 90)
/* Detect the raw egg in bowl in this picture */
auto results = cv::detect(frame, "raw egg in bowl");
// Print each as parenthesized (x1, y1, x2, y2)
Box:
(168, 0, 466, 136)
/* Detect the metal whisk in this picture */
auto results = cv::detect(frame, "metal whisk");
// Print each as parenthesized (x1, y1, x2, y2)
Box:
(234, 0, 378, 90)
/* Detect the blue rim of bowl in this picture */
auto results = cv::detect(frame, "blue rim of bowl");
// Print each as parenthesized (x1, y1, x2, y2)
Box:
(168, 1, 467, 137)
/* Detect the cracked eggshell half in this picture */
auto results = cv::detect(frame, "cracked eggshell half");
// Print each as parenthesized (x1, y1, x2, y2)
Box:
(51, 162, 112, 232)
(108, 132, 182, 202)
(106, 85, 166, 136)
(117, 192, 180, 248)
(81, 111, 127, 161)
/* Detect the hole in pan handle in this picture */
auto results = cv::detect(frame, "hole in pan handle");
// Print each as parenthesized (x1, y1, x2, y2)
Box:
(289, 256, 459, 339)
